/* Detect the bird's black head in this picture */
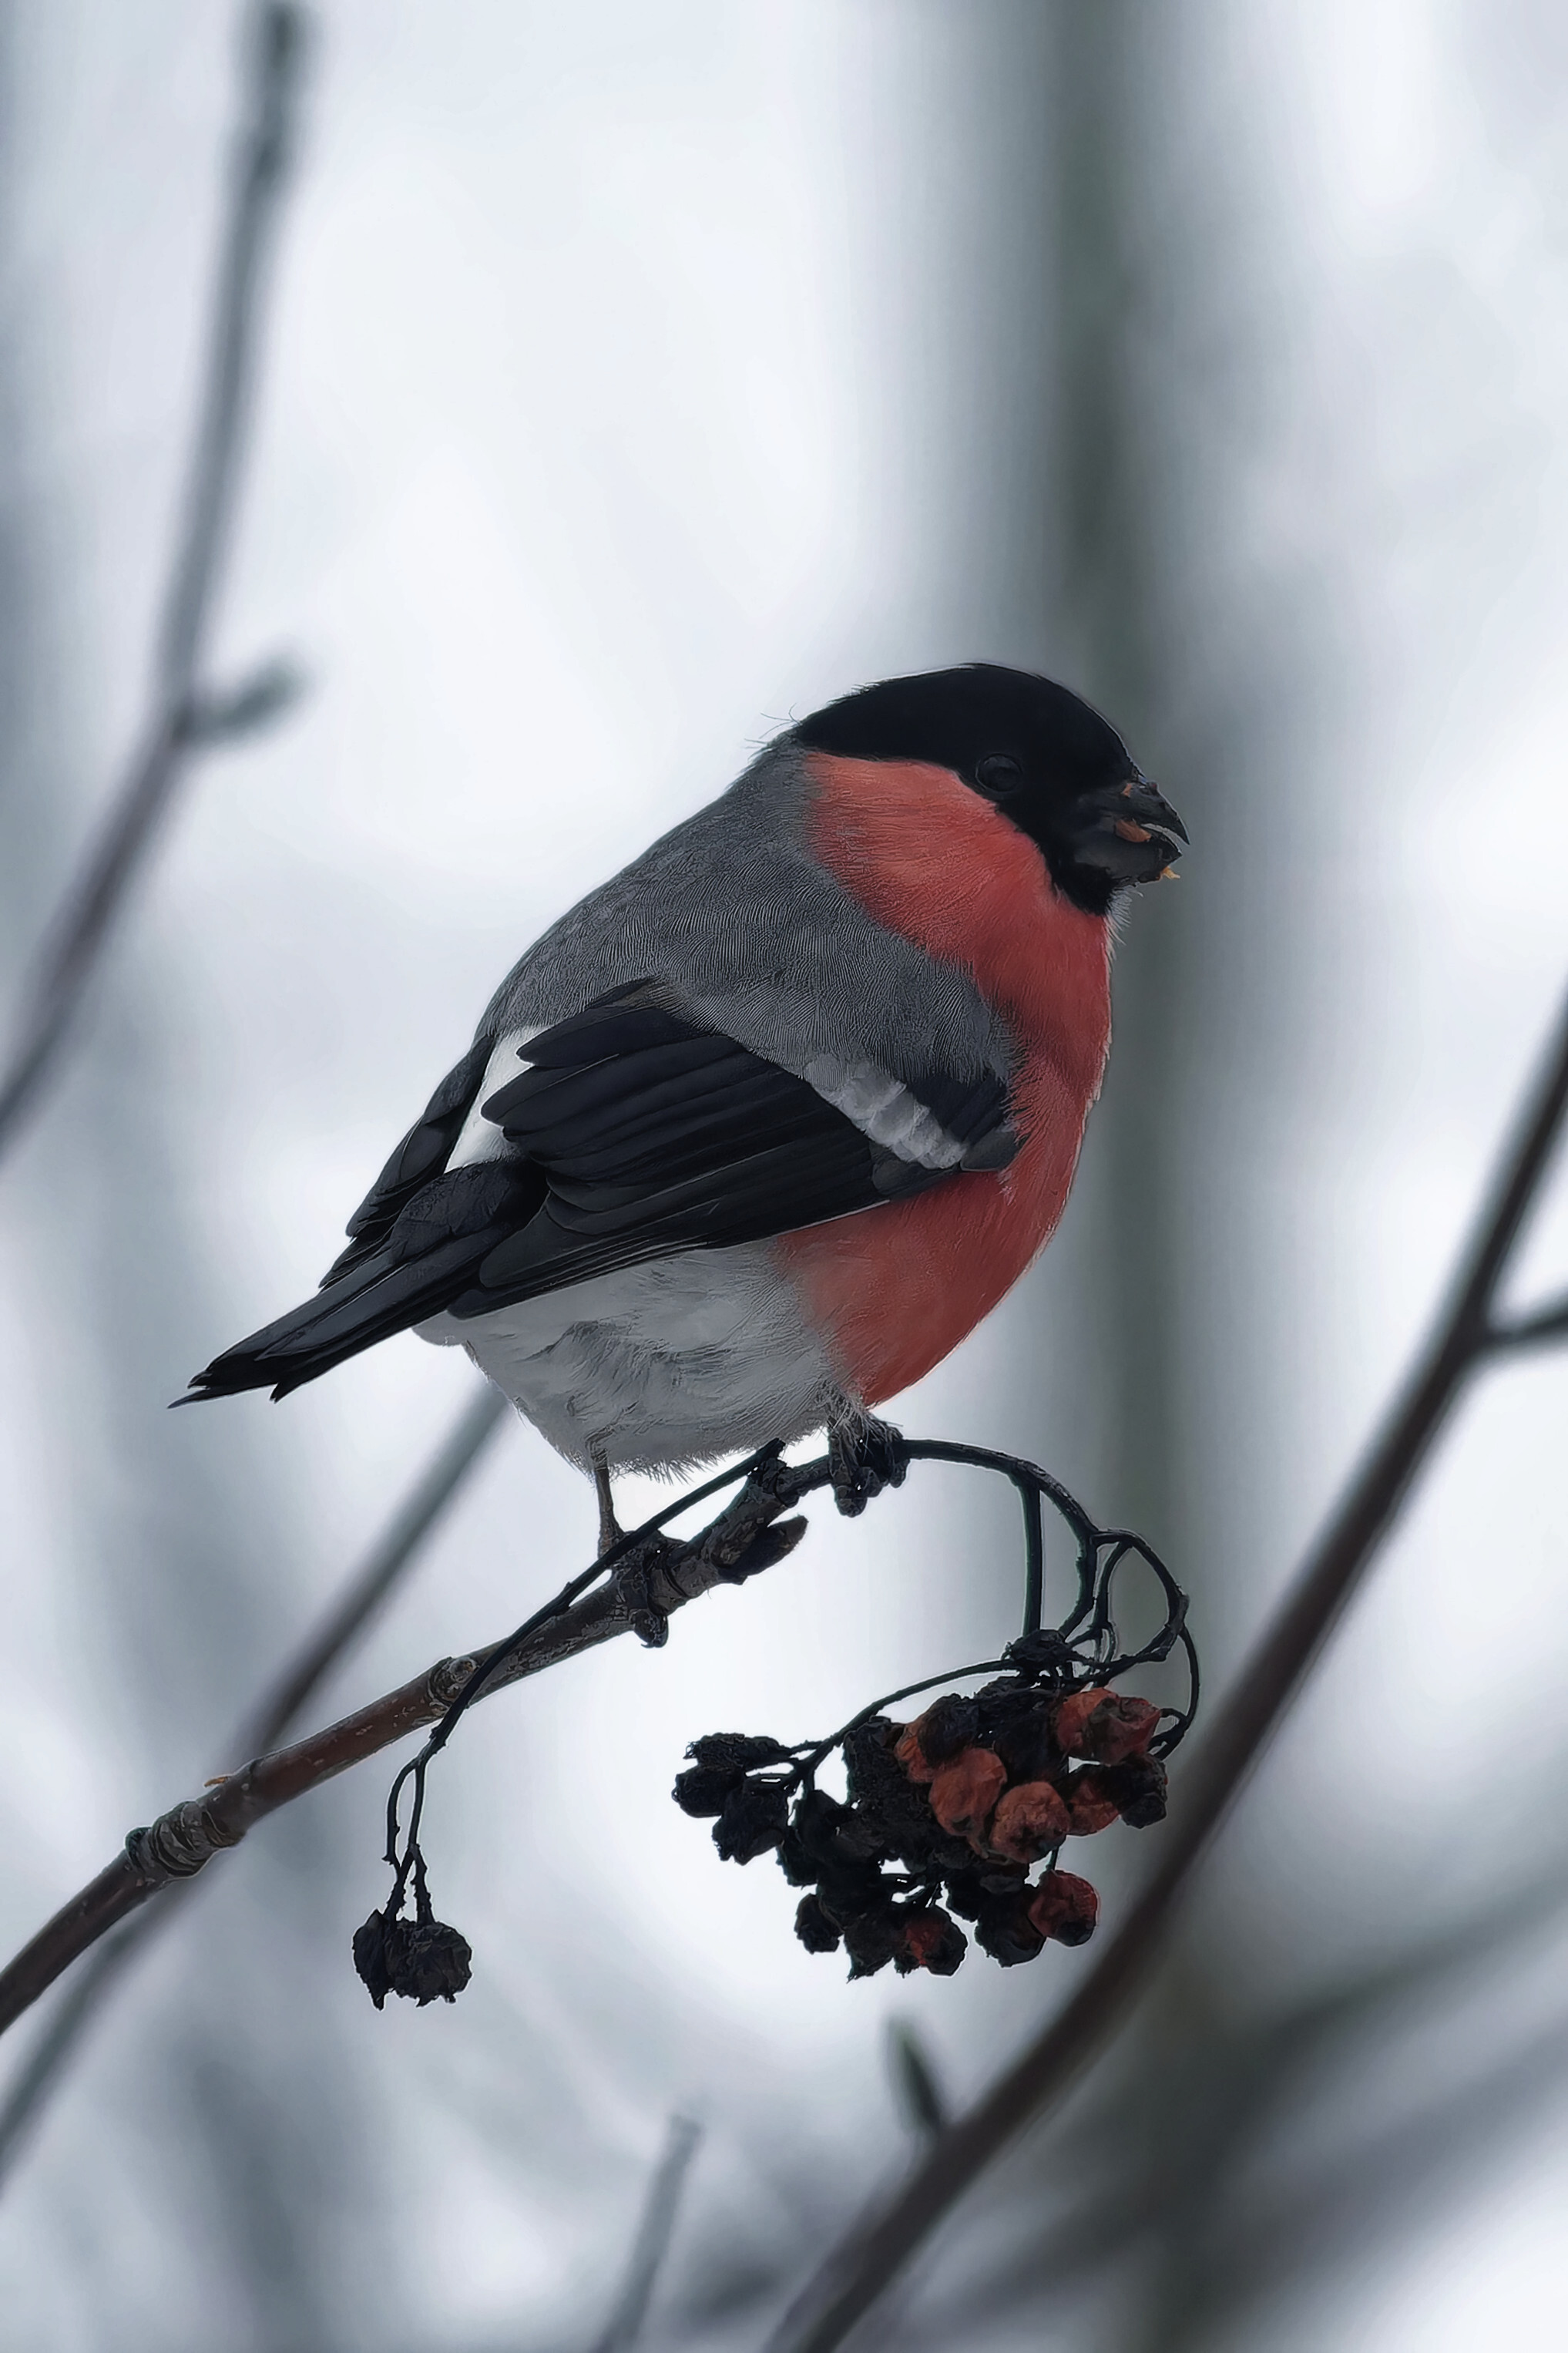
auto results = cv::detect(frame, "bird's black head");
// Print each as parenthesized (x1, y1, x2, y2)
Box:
(792, 662, 1186, 916)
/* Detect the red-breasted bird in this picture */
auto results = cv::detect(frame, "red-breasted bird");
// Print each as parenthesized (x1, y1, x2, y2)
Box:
(185, 664, 1184, 1533)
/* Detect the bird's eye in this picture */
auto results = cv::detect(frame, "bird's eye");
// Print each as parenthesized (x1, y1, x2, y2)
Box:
(973, 754, 1023, 798)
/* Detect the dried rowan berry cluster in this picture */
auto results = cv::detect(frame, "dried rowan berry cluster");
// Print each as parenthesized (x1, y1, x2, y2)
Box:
(354, 1430, 1195, 2008)
(673, 1662, 1175, 1978)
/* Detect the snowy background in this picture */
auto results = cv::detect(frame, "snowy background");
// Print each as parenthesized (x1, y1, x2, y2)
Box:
(2, 4, 1567, 2347)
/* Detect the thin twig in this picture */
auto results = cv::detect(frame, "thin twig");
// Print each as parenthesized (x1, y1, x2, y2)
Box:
(590, 2115, 703, 2353)
(0, 2, 309, 1163)
(0, 1383, 508, 2178)
(1484, 1293, 1568, 1354)
(763, 980, 1568, 2353)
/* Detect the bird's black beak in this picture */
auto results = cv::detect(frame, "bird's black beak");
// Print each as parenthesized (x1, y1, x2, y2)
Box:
(1066, 776, 1188, 887)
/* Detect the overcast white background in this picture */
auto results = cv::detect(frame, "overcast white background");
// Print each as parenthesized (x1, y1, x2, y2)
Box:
(2, 5, 1567, 2349)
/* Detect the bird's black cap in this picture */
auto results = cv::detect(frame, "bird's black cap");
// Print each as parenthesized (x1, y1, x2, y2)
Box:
(792, 662, 1185, 913)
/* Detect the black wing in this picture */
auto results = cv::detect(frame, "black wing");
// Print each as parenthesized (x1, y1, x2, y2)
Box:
(184, 992, 1010, 1401)
(321, 1033, 495, 1283)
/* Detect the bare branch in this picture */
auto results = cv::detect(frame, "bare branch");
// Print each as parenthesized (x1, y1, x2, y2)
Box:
(0, 1383, 508, 2180)
(764, 980, 1568, 2353)
(0, 3, 309, 1163)
(888, 2022, 948, 2141)
(591, 2115, 703, 2353)
(0, 1447, 818, 2038)
(1483, 1292, 1568, 1356)
(182, 654, 309, 750)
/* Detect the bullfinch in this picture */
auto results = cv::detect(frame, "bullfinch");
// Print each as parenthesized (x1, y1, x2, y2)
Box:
(185, 664, 1184, 1531)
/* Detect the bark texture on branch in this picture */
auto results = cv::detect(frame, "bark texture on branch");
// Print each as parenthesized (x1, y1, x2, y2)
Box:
(0, 1452, 817, 2035)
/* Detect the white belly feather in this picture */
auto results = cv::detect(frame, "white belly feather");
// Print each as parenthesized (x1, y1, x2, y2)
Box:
(417, 1240, 846, 1474)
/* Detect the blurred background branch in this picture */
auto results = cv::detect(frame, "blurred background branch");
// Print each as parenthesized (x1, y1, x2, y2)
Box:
(0, 1, 308, 1163)
(589, 2114, 703, 2353)
(768, 979, 1568, 2350)
(887, 2022, 948, 2144)
(0, 1436, 821, 2032)
(0, 1379, 507, 2187)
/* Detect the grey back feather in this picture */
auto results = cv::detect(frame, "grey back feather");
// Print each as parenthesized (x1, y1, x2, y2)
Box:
(479, 742, 1014, 1091)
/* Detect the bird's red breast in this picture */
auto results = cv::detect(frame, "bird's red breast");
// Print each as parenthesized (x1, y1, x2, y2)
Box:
(778, 752, 1112, 1406)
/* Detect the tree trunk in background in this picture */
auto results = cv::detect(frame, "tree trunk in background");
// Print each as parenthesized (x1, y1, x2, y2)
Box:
(958, 12, 1345, 2345)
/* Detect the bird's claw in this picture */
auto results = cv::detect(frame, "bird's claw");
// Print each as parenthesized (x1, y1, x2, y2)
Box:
(828, 1417, 908, 1518)
(613, 1535, 677, 1647)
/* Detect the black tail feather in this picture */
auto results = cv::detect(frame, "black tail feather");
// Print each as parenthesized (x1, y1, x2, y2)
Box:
(183, 1162, 545, 1403)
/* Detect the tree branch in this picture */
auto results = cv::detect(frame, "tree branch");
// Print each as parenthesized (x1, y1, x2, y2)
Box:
(0, 1444, 818, 2038)
(591, 2114, 703, 2353)
(0, 1383, 508, 2180)
(0, 2, 309, 1163)
(1483, 1293, 1568, 1356)
(762, 982, 1568, 2353)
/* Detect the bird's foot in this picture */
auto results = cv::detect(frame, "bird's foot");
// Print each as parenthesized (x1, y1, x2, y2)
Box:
(592, 1453, 623, 1558)
(613, 1536, 678, 1649)
(828, 1416, 908, 1518)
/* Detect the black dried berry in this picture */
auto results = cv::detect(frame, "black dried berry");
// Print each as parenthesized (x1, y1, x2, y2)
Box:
(915, 1693, 979, 1765)
(790, 1787, 857, 1864)
(672, 1764, 741, 1817)
(814, 1860, 892, 1928)
(353, 1909, 473, 2008)
(843, 1719, 969, 1871)
(982, 1687, 1059, 1783)
(842, 1907, 902, 1979)
(713, 1777, 791, 1863)
(687, 1733, 792, 1773)
(391, 1919, 473, 2006)
(352, 1909, 398, 2010)
(776, 1827, 818, 1887)
(1096, 1751, 1168, 1827)
(794, 1893, 842, 1954)
(972, 1890, 1046, 1968)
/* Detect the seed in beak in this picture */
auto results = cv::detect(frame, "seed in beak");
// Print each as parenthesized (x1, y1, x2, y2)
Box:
(1113, 818, 1152, 843)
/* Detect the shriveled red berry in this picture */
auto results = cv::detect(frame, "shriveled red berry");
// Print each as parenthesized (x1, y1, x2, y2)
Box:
(928, 1747, 1007, 1841)
(1063, 1770, 1120, 1834)
(988, 1780, 1071, 1864)
(893, 1719, 939, 1783)
(1028, 1870, 1100, 1947)
(1052, 1689, 1160, 1765)
(894, 1907, 967, 1976)
(1049, 1689, 1108, 1755)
